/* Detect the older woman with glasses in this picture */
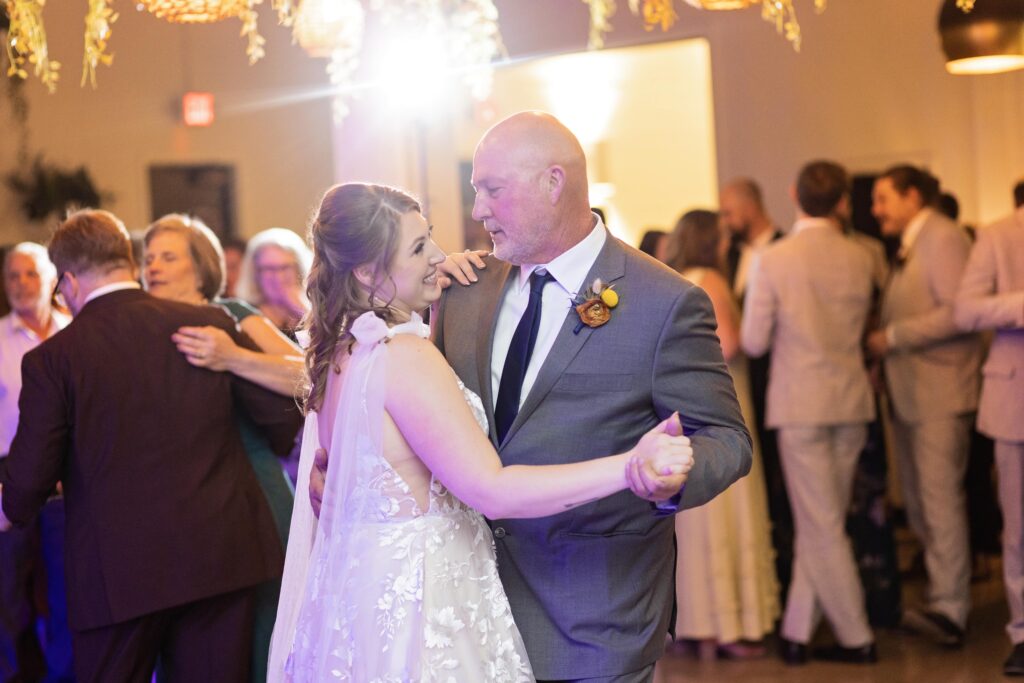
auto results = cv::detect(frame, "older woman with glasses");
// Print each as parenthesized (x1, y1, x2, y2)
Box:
(235, 228, 313, 341)
(143, 214, 302, 683)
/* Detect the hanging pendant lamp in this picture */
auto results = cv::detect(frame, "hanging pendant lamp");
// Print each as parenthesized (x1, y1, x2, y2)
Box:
(939, 0, 1024, 75)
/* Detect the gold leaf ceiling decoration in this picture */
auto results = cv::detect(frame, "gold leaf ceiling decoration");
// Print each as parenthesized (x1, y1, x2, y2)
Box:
(0, 0, 987, 95)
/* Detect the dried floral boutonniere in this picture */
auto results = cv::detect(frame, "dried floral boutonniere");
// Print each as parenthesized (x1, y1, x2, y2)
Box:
(573, 278, 619, 334)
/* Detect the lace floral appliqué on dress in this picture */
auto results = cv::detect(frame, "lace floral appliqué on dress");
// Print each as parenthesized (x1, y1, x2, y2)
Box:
(271, 312, 532, 683)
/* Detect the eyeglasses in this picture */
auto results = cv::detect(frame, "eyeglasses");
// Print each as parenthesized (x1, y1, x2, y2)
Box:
(256, 263, 299, 276)
(52, 272, 67, 307)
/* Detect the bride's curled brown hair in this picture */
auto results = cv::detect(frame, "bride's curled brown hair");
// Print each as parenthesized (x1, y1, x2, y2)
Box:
(301, 182, 421, 413)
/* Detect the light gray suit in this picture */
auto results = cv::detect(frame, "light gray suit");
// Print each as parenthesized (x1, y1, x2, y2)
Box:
(741, 220, 877, 646)
(880, 210, 984, 628)
(434, 233, 751, 680)
(954, 206, 1024, 644)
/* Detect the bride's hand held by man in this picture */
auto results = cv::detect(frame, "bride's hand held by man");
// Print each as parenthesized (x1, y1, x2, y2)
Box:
(627, 412, 692, 503)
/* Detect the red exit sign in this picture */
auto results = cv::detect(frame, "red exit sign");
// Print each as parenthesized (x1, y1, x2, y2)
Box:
(182, 92, 215, 127)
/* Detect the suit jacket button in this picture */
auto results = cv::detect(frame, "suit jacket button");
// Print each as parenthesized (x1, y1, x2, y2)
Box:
(493, 526, 507, 539)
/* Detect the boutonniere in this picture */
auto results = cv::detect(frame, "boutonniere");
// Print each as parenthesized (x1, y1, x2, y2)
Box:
(572, 278, 619, 334)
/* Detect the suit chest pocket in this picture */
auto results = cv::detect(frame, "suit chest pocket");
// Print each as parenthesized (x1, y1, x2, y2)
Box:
(552, 372, 637, 393)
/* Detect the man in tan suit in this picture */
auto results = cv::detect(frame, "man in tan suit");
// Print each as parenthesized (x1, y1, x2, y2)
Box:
(954, 203, 1024, 676)
(742, 161, 878, 665)
(867, 164, 983, 648)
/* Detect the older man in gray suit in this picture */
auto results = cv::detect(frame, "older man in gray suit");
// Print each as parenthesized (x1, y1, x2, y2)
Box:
(441, 112, 750, 682)
(866, 164, 983, 648)
(954, 202, 1024, 676)
(313, 112, 751, 681)
(741, 161, 878, 665)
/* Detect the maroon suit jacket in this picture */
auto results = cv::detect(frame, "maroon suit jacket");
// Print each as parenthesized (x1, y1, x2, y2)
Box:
(0, 288, 301, 630)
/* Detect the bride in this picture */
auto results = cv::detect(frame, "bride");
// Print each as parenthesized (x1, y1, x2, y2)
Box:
(268, 182, 693, 682)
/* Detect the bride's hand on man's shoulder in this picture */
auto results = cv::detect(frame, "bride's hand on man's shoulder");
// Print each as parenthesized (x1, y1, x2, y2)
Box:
(437, 249, 489, 288)
(626, 413, 693, 502)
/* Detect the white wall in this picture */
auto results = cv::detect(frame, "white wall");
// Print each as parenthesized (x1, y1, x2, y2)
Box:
(0, 7, 335, 245)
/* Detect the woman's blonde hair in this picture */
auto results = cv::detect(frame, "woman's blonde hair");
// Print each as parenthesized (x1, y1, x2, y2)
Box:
(301, 183, 421, 413)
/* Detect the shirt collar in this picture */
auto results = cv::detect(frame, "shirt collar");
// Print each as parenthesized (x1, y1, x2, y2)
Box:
(748, 227, 778, 248)
(7, 309, 71, 339)
(901, 207, 932, 254)
(84, 280, 142, 305)
(516, 214, 607, 296)
(793, 217, 837, 234)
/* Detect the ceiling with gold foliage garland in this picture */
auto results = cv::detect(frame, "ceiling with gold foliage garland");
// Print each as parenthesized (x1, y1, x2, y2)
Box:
(0, 0, 986, 103)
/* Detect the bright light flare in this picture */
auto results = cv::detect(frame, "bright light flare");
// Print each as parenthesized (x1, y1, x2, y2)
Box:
(370, 27, 453, 119)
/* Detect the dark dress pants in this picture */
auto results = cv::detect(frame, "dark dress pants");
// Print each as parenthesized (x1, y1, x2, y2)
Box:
(0, 523, 40, 683)
(72, 587, 256, 683)
(38, 499, 74, 682)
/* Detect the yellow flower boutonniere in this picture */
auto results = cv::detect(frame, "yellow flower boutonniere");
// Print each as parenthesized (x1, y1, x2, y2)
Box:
(573, 278, 619, 334)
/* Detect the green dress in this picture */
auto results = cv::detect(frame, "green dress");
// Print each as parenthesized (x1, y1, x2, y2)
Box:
(219, 298, 295, 683)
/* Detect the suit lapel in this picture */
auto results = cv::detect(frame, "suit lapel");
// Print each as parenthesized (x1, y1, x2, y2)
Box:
(499, 233, 627, 450)
(476, 260, 514, 444)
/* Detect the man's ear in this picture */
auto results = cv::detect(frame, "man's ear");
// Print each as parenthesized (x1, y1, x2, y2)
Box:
(545, 165, 567, 205)
(64, 272, 80, 301)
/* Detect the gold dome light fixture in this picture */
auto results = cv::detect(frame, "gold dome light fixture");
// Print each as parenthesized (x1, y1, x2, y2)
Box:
(940, 0, 1024, 75)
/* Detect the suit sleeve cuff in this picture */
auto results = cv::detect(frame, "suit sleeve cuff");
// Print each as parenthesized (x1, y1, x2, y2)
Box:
(651, 485, 685, 517)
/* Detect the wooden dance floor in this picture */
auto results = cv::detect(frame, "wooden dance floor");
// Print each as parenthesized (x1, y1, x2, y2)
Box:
(655, 570, 1008, 683)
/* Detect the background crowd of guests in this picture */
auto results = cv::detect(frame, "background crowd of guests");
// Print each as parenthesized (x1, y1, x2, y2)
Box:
(0, 218, 313, 682)
(0, 162, 1020, 680)
(645, 165, 1024, 676)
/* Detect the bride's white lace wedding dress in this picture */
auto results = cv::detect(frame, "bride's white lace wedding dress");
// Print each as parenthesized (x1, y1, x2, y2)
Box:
(268, 312, 533, 682)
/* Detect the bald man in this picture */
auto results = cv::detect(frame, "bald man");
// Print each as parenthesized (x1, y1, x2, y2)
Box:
(434, 112, 751, 681)
(719, 178, 782, 299)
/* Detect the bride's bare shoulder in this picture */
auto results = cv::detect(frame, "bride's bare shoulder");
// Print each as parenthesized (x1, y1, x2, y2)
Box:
(385, 334, 449, 373)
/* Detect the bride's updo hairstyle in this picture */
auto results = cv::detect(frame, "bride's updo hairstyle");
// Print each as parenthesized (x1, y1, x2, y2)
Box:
(302, 182, 422, 413)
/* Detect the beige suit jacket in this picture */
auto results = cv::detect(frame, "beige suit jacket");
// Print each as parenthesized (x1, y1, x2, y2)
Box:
(880, 211, 983, 422)
(954, 207, 1024, 442)
(741, 221, 876, 428)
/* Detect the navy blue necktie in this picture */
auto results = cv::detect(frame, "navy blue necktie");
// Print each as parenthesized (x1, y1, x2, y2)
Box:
(495, 269, 554, 443)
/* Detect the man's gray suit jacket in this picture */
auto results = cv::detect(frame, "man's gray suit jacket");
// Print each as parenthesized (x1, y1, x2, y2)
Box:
(434, 233, 751, 680)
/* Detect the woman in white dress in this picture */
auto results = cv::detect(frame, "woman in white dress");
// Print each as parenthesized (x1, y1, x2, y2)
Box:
(665, 209, 779, 660)
(269, 183, 693, 682)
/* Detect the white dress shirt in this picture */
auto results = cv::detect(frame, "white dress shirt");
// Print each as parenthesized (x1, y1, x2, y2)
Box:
(897, 207, 932, 261)
(0, 310, 70, 454)
(490, 217, 607, 410)
(792, 216, 839, 234)
(84, 280, 141, 305)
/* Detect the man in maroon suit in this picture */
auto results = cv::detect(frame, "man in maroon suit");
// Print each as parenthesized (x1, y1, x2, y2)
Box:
(0, 209, 301, 683)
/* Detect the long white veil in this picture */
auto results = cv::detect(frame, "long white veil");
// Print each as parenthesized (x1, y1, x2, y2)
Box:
(267, 312, 406, 682)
